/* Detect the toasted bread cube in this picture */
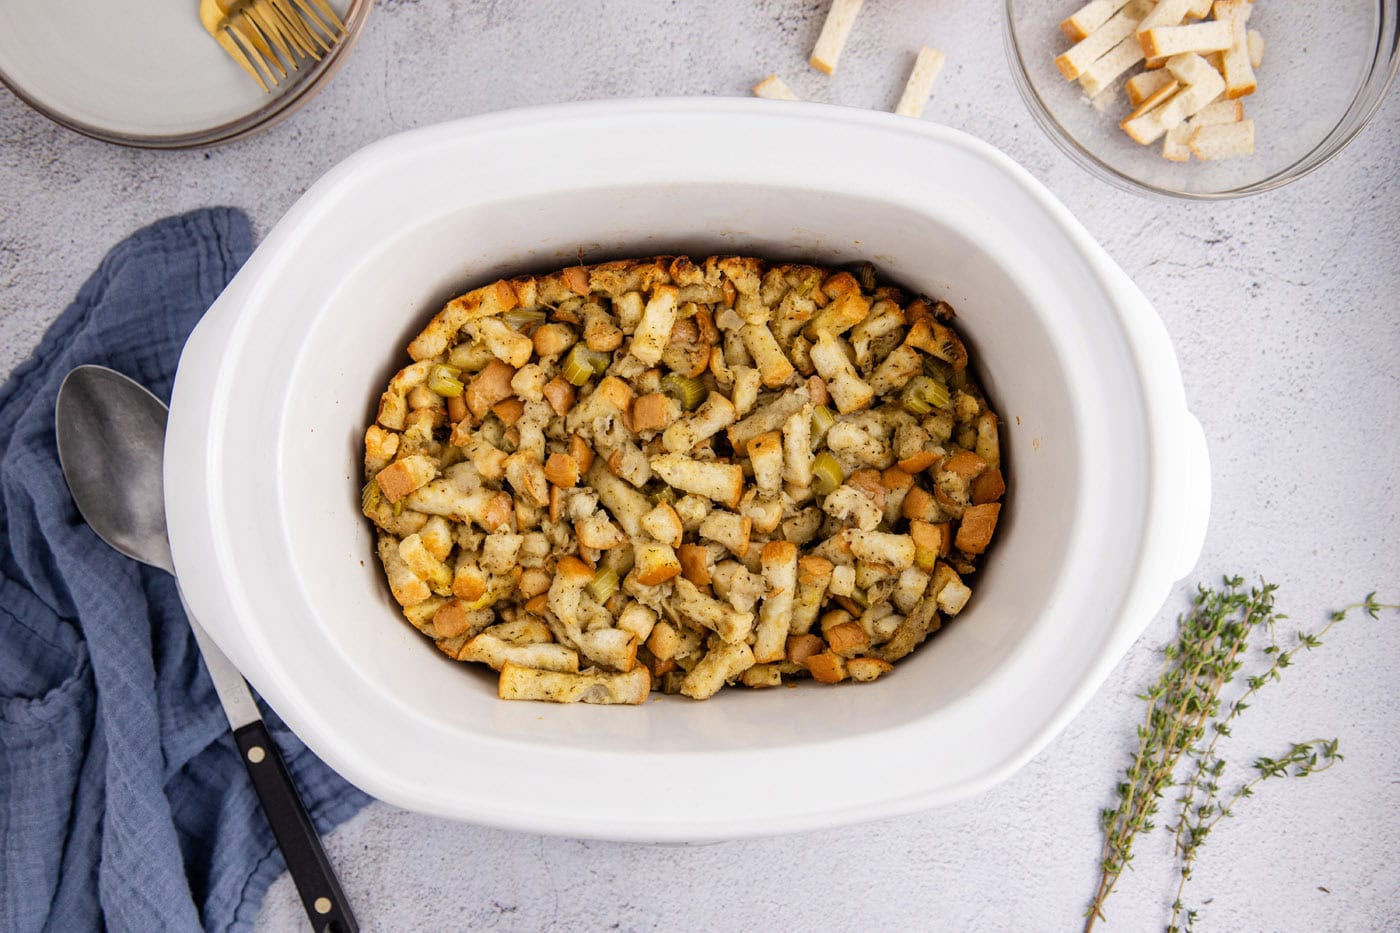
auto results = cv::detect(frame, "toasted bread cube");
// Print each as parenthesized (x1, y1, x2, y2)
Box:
(893, 566, 933, 615)
(672, 577, 755, 644)
(677, 543, 713, 585)
(519, 567, 552, 599)
(971, 469, 1006, 505)
(1060, 0, 1123, 42)
(1140, 21, 1232, 59)
(1055, 0, 1152, 80)
(364, 425, 400, 474)
(1163, 122, 1193, 162)
(698, 509, 753, 558)
(740, 665, 784, 688)
(641, 502, 684, 548)
(847, 531, 916, 570)
(575, 512, 627, 550)
(544, 452, 580, 488)
(634, 541, 682, 586)
(753, 541, 799, 663)
(1194, 99, 1247, 125)
(740, 321, 796, 387)
(824, 621, 869, 658)
(1125, 68, 1175, 106)
(498, 664, 650, 705)
(663, 392, 738, 453)
(1189, 120, 1255, 160)
(1247, 29, 1264, 69)
(810, 0, 864, 75)
(461, 633, 579, 673)
(575, 628, 638, 672)
(628, 284, 680, 365)
(647, 620, 682, 661)
(955, 502, 1002, 555)
(399, 533, 453, 592)
(895, 46, 947, 118)
(809, 332, 875, 413)
(828, 564, 856, 597)
(748, 431, 786, 494)
(1124, 79, 1180, 122)
(805, 651, 848, 684)
(785, 633, 826, 666)
(1134, 0, 1192, 38)
(650, 454, 744, 509)
(584, 460, 652, 537)
(820, 484, 882, 532)
(465, 359, 517, 420)
(616, 602, 659, 643)
(847, 657, 894, 683)
(753, 74, 800, 101)
(788, 556, 833, 636)
(632, 392, 679, 435)
(378, 534, 430, 607)
(782, 406, 814, 488)
(805, 280, 869, 337)
(1214, 0, 1256, 99)
(1078, 35, 1145, 97)
(726, 387, 812, 451)
(681, 641, 756, 700)
(375, 455, 438, 504)
(470, 316, 533, 368)
(932, 561, 972, 616)
(1122, 60, 1225, 143)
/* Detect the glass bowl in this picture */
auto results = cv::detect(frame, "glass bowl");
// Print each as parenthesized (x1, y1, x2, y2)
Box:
(1005, 0, 1399, 199)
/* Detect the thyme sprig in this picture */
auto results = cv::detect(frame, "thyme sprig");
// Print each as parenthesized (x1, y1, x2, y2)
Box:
(1084, 582, 1395, 932)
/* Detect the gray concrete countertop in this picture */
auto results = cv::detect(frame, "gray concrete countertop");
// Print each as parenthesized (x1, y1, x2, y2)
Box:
(3, 3, 1396, 931)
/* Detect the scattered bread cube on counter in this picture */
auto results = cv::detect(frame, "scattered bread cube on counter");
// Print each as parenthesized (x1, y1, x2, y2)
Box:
(810, 0, 864, 75)
(895, 47, 947, 118)
(753, 74, 799, 101)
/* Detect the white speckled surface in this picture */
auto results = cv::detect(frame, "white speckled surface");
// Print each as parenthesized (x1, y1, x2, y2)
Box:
(3, 2, 1397, 931)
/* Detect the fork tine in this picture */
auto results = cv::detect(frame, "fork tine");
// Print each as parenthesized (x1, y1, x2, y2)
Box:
(289, 0, 344, 40)
(266, 0, 326, 58)
(243, 3, 298, 67)
(280, 0, 334, 47)
(230, 13, 287, 79)
(225, 22, 281, 87)
(213, 27, 271, 92)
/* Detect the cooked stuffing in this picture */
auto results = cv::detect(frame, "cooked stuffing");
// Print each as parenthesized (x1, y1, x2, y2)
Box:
(363, 256, 1007, 704)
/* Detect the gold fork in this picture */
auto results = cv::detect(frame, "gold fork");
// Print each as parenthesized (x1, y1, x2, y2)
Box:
(200, 0, 346, 93)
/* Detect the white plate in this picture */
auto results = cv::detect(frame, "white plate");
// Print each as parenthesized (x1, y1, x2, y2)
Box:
(0, 0, 368, 148)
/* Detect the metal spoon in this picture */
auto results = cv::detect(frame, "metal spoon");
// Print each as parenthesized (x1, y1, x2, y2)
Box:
(55, 364, 357, 933)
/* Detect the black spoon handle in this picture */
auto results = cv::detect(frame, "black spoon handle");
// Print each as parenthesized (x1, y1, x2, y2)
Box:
(233, 722, 358, 933)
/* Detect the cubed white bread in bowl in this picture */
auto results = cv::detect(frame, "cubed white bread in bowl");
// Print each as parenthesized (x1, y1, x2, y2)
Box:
(165, 99, 1209, 842)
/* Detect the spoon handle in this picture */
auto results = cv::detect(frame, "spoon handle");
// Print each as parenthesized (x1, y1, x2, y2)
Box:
(233, 722, 359, 933)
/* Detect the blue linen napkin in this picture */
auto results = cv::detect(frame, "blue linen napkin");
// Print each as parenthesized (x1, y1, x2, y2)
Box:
(0, 208, 371, 933)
